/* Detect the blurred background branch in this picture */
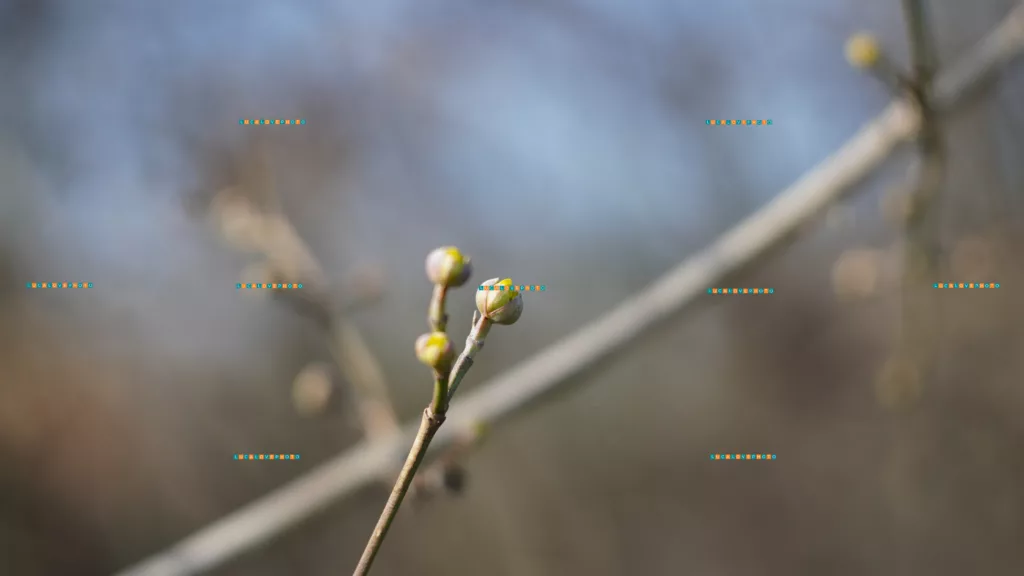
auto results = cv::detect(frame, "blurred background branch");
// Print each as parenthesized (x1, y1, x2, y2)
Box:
(209, 182, 401, 472)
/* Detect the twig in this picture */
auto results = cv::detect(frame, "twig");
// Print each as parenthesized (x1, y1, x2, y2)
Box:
(895, 0, 946, 386)
(266, 202, 399, 438)
(900, 0, 944, 240)
(213, 187, 402, 445)
(355, 252, 487, 574)
(412, 424, 484, 497)
(418, 310, 492, 501)
(353, 367, 448, 575)
(352, 409, 444, 575)
(409, 312, 491, 502)
(331, 320, 401, 442)
(446, 312, 491, 402)
(111, 9, 1024, 575)
(428, 284, 449, 332)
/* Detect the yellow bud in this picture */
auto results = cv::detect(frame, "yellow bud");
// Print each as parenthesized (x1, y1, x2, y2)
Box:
(425, 246, 472, 287)
(475, 278, 523, 325)
(415, 332, 455, 371)
(845, 33, 881, 69)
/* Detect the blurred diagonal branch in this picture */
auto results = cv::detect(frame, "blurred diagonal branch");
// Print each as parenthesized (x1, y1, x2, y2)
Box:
(211, 186, 400, 445)
(114, 6, 1024, 576)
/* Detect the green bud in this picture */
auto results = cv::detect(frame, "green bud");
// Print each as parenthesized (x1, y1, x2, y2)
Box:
(415, 332, 455, 371)
(425, 246, 472, 287)
(475, 278, 523, 325)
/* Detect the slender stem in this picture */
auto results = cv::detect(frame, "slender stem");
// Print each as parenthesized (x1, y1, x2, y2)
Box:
(413, 373, 455, 499)
(430, 371, 450, 419)
(902, 0, 937, 93)
(899, 0, 945, 378)
(901, 0, 942, 165)
(428, 284, 449, 333)
(446, 314, 491, 402)
(353, 407, 445, 576)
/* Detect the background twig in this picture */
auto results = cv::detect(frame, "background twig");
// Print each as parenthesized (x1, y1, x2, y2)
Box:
(211, 184, 402, 459)
(889, 0, 946, 397)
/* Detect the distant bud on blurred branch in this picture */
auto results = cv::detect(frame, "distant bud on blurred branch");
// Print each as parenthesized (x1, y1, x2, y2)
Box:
(845, 33, 882, 69)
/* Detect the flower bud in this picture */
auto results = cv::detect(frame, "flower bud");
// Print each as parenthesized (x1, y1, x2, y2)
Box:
(845, 33, 881, 69)
(415, 332, 455, 371)
(425, 246, 472, 287)
(475, 278, 523, 325)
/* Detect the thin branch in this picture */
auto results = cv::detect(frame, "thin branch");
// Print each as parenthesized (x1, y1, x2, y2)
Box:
(331, 320, 401, 442)
(112, 8, 1024, 576)
(901, 0, 944, 229)
(902, 0, 939, 91)
(407, 312, 492, 502)
(356, 263, 481, 574)
(428, 284, 449, 333)
(408, 312, 492, 501)
(353, 368, 448, 575)
(412, 424, 484, 497)
(213, 186, 402, 446)
(446, 312, 491, 402)
(895, 0, 946, 386)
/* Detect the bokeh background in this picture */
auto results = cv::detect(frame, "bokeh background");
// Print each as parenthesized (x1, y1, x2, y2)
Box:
(2, 0, 1024, 575)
